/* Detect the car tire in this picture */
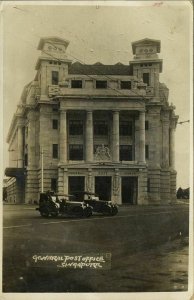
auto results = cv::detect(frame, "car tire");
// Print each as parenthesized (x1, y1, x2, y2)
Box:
(83, 207, 92, 218)
(50, 211, 58, 217)
(40, 209, 50, 218)
(72, 206, 84, 217)
(111, 206, 118, 216)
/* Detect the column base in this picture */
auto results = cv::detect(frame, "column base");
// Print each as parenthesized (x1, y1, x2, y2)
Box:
(40, 95, 49, 101)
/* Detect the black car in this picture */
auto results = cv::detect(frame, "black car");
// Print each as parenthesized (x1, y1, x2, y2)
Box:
(72, 191, 118, 216)
(36, 192, 93, 218)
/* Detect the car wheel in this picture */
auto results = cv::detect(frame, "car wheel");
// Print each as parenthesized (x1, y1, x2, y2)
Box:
(111, 206, 118, 216)
(72, 206, 84, 217)
(40, 209, 50, 218)
(50, 211, 58, 217)
(83, 207, 92, 218)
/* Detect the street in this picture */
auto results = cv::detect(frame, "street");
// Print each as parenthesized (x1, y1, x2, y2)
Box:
(3, 203, 189, 292)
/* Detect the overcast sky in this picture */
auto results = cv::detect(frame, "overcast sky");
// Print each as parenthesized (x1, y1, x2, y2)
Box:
(2, 1, 192, 188)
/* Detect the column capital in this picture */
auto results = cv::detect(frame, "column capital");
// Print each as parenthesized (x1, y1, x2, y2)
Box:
(139, 110, 146, 115)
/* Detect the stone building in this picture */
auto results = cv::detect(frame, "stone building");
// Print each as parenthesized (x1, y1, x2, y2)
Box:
(5, 37, 178, 204)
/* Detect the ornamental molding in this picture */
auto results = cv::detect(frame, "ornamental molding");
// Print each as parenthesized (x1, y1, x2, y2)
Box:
(94, 144, 111, 161)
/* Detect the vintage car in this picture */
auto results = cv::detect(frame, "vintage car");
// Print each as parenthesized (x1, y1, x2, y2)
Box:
(36, 192, 93, 218)
(73, 191, 118, 216)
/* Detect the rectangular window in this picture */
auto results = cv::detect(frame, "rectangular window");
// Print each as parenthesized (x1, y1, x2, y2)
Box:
(51, 178, 57, 193)
(52, 71, 59, 85)
(52, 105, 58, 112)
(69, 145, 83, 160)
(145, 120, 149, 130)
(94, 121, 108, 135)
(120, 81, 131, 90)
(120, 121, 132, 136)
(69, 120, 83, 135)
(119, 145, 132, 161)
(52, 144, 58, 159)
(96, 80, 107, 89)
(71, 80, 82, 88)
(143, 73, 150, 86)
(145, 145, 149, 159)
(52, 119, 58, 129)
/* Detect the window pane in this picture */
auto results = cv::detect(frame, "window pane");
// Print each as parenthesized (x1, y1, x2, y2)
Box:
(145, 145, 149, 159)
(145, 121, 149, 130)
(51, 178, 57, 192)
(96, 80, 107, 89)
(52, 71, 59, 85)
(52, 105, 58, 112)
(71, 80, 82, 88)
(69, 145, 83, 160)
(119, 145, 132, 161)
(143, 73, 150, 86)
(120, 121, 132, 136)
(120, 81, 131, 90)
(52, 144, 58, 158)
(94, 121, 108, 135)
(52, 119, 58, 129)
(69, 120, 83, 135)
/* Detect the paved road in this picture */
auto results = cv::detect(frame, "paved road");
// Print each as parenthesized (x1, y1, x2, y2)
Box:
(3, 204, 189, 292)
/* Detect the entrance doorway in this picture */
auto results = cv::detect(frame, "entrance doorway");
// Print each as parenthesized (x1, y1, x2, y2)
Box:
(95, 176, 111, 201)
(121, 177, 138, 204)
(68, 176, 85, 194)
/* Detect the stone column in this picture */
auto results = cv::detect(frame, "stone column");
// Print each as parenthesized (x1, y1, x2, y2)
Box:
(148, 106, 161, 167)
(112, 111, 119, 162)
(27, 111, 36, 168)
(17, 125, 24, 168)
(162, 111, 170, 168)
(85, 111, 93, 162)
(169, 120, 176, 169)
(139, 110, 145, 163)
(40, 64, 48, 101)
(60, 110, 67, 163)
(63, 168, 68, 194)
(58, 167, 64, 194)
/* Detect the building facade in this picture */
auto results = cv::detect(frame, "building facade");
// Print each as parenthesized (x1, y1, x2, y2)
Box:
(5, 37, 178, 204)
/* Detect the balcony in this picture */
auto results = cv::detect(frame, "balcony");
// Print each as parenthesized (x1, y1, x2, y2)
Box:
(47, 84, 154, 98)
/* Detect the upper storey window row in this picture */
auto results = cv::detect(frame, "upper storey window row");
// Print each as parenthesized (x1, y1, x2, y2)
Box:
(49, 61, 61, 65)
(50, 71, 132, 90)
(140, 63, 152, 67)
(70, 79, 131, 89)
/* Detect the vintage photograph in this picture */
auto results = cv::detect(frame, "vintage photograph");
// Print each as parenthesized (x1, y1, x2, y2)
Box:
(1, 1, 192, 299)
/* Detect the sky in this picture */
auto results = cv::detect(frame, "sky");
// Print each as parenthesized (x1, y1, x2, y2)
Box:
(2, 1, 192, 188)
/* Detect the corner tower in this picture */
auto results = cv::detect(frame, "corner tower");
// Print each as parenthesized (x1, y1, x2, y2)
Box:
(130, 38, 163, 100)
(35, 37, 72, 100)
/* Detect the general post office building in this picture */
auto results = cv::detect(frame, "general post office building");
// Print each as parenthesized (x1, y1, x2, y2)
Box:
(5, 37, 178, 204)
